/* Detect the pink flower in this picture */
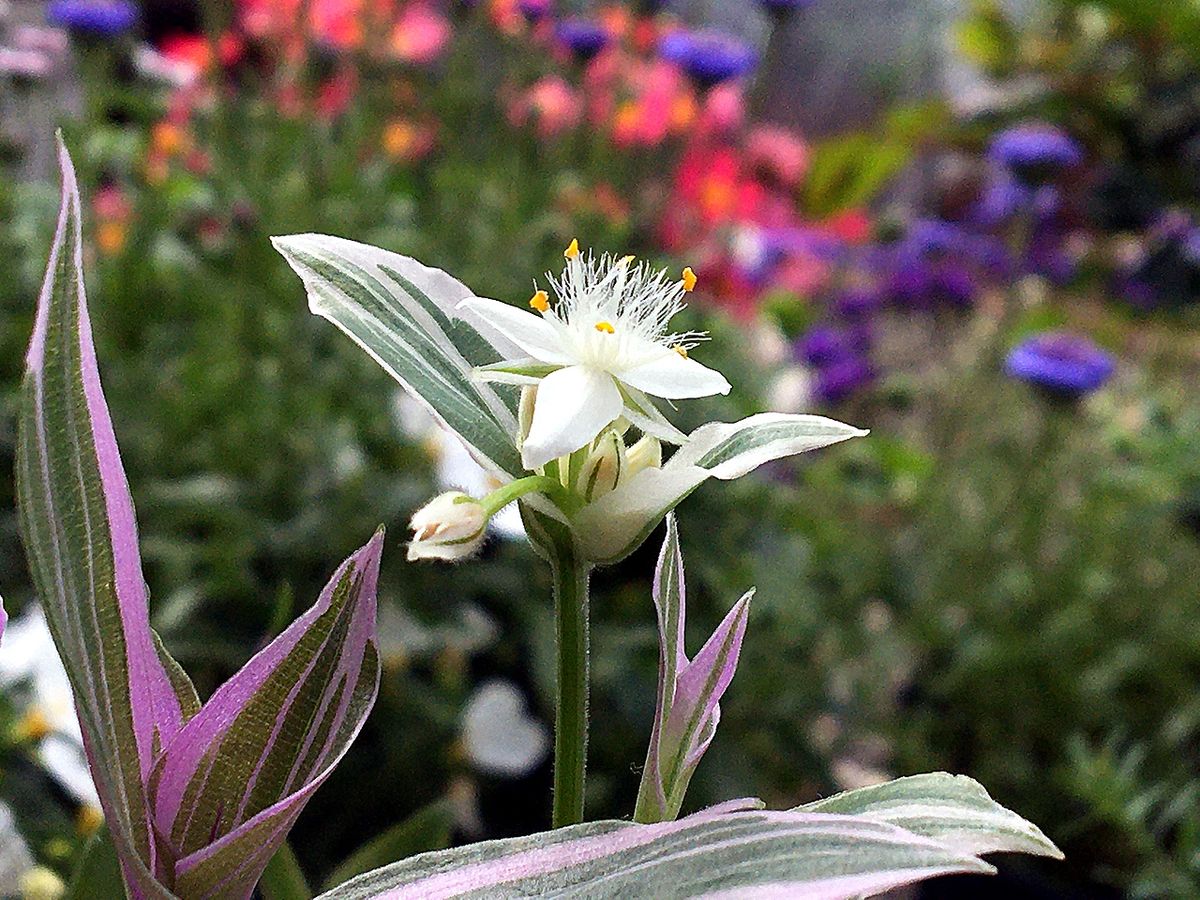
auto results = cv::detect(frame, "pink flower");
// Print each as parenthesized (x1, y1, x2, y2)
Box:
(698, 83, 745, 136)
(390, 3, 451, 64)
(745, 125, 809, 187)
(510, 76, 582, 139)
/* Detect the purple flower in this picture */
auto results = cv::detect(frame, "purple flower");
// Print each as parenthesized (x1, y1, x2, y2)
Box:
(815, 356, 875, 404)
(797, 325, 855, 366)
(988, 124, 1083, 184)
(833, 286, 884, 320)
(557, 19, 610, 62)
(659, 30, 757, 89)
(46, 0, 137, 36)
(517, 0, 553, 23)
(1005, 332, 1115, 398)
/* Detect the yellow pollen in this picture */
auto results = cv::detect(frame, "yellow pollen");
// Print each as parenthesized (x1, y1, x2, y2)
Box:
(594, 321, 615, 334)
(673, 345, 689, 358)
(564, 238, 580, 260)
(681, 267, 698, 292)
(529, 290, 550, 312)
(620, 254, 635, 266)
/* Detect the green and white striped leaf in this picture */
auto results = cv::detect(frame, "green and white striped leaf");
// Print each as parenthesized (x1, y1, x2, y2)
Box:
(272, 234, 523, 479)
(575, 413, 868, 564)
(16, 137, 189, 900)
(315, 807, 996, 899)
(796, 773, 1063, 860)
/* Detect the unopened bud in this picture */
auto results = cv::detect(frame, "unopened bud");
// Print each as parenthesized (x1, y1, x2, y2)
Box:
(577, 431, 626, 501)
(518, 386, 537, 446)
(625, 435, 662, 477)
(408, 492, 488, 562)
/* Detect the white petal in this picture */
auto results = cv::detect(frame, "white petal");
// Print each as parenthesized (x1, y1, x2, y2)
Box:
(619, 351, 732, 399)
(458, 298, 574, 365)
(522, 366, 623, 469)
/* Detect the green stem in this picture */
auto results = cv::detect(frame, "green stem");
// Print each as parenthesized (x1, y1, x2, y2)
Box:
(480, 475, 580, 517)
(546, 524, 591, 828)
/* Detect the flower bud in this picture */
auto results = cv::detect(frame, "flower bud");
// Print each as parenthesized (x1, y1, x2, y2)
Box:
(518, 386, 537, 446)
(408, 491, 488, 562)
(577, 431, 626, 501)
(625, 434, 662, 477)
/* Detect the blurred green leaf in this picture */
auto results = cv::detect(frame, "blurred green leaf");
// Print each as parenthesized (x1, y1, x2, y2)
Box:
(66, 829, 124, 900)
(322, 799, 455, 891)
(261, 842, 313, 900)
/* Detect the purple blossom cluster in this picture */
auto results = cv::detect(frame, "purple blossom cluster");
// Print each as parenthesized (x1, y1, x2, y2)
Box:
(1005, 331, 1115, 398)
(46, 0, 137, 36)
(659, 30, 758, 89)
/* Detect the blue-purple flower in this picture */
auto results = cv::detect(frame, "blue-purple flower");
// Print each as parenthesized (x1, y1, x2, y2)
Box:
(758, 0, 817, 10)
(814, 356, 875, 404)
(659, 30, 757, 89)
(46, 0, 137, 36)
(988, 124, 1083, 184)
(517, 0, 553, 24)
(1005, 331, 1115, 398)
(557, 19, 610, 62)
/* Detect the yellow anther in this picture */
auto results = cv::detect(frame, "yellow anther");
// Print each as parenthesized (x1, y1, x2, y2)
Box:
(564, 238, 580, 260)
(594, 321, 615, 334)
(681, 266, 698, 292)
(529, 290, 550, 312)
(620, 254, 635, 266)
(673, 345, 689, 358)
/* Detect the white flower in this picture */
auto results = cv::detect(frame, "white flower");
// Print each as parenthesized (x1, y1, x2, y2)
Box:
(460, 679, 549, 778)
(459, 243, 731, 470)
(0, 607, 100, 809)
(407, 491, 489, 561)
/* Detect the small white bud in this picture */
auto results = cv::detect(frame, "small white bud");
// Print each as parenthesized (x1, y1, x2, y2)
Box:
(577, 431, 626, 501)
(624, 435, 662, 478)
(407, 492, 488, 562)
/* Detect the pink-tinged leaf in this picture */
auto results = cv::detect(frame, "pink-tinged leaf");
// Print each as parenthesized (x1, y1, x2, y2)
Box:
(314, 807, 995, 899)
(634, 516, 752, 824)
(16, 136, 193, 896)
(150, 531, 384, 900)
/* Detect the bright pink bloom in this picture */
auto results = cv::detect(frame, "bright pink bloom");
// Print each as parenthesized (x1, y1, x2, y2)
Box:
(510, 76, 582, 138)
(390, 3, 451, 64)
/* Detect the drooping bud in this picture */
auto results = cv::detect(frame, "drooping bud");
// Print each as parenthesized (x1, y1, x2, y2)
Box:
(408, 492, 488, 562)
(577, 431, 626, 501)
(625, 434, 662, 478)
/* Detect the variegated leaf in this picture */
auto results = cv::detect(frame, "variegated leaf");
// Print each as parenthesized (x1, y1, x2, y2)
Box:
(576, 413, 868, 564)
(272, 234, 523, 480)
(16, 137, 191, 899)
(150, 533, 384, 900)
(315, 806, 997, 899)
(635, 516, 751, 824)
(796, 773, 1063, 860)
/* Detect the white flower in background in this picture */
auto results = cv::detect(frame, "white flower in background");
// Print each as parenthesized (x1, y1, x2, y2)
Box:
(460, 679, 549, 778)
(0, 802, 34, 899)
(0, 607, 101, 810)
(460, 241, 731, 470)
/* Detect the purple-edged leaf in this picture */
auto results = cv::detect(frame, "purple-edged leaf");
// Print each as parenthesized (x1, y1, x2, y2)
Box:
(16, 137, 193, 897)
(149, 531, 384, 900)
(634, 516, 751, 824)
(314, 806, 995, 899)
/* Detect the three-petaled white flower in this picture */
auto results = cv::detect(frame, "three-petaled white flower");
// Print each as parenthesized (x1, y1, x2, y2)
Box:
(459, 242, 731, 470)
